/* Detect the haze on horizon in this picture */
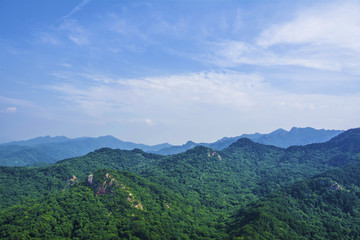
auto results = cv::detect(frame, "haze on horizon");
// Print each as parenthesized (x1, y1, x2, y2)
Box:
(1, 0, 359, 145)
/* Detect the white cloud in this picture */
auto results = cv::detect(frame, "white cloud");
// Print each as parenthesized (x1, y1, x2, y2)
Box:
(46, 70, 360, 142)
(4, 107, 17, 113)
(204, 40, 340, 71)
(47, 71, 266, 120)
(204, 1, 360, 74)
(256, 1, 360, 51)
(78, 73, 115, 84)
(38, 33, 61, 45)
(60, 63, 72, 68)
(0, 96, 36, 108)
(154, 18, 189, 38)
(60, 19, 89, 45)
(48, 70, 360, 119)
(106, 14, 149, 41)
(59, 0, 91, 21)
(145, 118, 153, 126)
(116, 71, 265, 110)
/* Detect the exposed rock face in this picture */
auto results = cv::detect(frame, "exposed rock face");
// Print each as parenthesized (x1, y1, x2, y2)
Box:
(66, 175, 78, 185)
(88, 172, 144, 211)
(329, 181, 348, 192)
(94, 173, 119, 195)
(87, 174, 93, 185)
(126, 191, 144, 210)
(207, 150, 222, 161)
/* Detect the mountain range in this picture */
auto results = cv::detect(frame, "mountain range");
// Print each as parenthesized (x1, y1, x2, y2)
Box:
(0, 127, 359, 239)
(0, 127, 343, 166)
(155, 127, 343, 155)
(0, 135, 171, 166)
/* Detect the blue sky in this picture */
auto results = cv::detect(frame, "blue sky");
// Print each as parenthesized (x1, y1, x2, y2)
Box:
(1, 0, 359, 144)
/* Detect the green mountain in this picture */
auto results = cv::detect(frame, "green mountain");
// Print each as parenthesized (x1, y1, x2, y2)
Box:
(0, 169, 222, 239)
(1, 128, 359, 210)
(0, 148, 163, 209)
(0, 128, 359, 239)
(229, 161, 360, 239)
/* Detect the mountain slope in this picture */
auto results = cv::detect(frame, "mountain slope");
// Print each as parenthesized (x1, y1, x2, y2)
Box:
(229, 161, 360, 239)
(0, 128, 359, 239)
(0, 145, 56, 166)
(149, 129, 360, 211)
(0, 128, 358, 211)
(0, 148, 164, 209)
(0, 169, 222, 239)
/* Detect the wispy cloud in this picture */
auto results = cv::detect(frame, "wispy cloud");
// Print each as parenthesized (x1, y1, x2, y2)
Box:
(153, 17, 189, 38)
(60, 19, 89, 45)
(106, 13, 149, 41)
(37, 33, 61, 45)
(59, 0, 91, 21)
(60, 63, 72, 68)
(256, 1, 360, 51)
(206, 40, 356, 71)
(145, 118, 153, 126)
(47, 69, 360, 116)
(46, 69, 360, 137)
(47, 71, 265, 119)
(3, 107, 17, 113)
(0, 96, 36, 108)
(78, 73, 115, 84)
(203, 1, 360, 74)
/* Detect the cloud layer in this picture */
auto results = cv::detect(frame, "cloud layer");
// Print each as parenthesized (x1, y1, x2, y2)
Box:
(47, 69, 360, 143)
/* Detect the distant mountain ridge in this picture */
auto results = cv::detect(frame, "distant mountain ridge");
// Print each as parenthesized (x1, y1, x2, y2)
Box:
(154, 127, 344, 155)
(1, 136, 71, 147)
(254, 127, 344, 148)
(0, 127, 344, 166)
(0, 136, 172, 166)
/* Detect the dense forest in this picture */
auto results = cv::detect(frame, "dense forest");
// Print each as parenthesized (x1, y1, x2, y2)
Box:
(229, 162, 360, 239)
(0, 128, 360, 239)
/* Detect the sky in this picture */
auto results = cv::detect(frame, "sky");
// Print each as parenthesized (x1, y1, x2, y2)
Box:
(0, 0, 360, 145)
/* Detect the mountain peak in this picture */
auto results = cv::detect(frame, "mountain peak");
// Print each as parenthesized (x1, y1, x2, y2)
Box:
(184, 141, 196, 146)
(97, 135, 119, 140)
(228, 138, 257, 148)
(271, 128, 287, 134)
(289, 126, 315, 132)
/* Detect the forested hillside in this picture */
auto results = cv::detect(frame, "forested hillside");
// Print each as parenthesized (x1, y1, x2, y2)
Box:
(0, 128, 359, 239)
(0, 169, 222, 239)
(229, 161, 360, 239)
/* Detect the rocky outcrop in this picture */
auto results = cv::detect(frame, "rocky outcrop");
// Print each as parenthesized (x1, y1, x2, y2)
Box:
(87, 172, 144, 210)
